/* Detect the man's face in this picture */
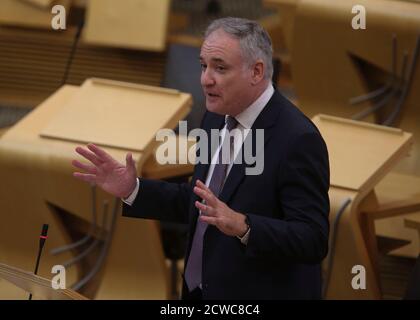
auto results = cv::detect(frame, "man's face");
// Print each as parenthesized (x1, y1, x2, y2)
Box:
(200, 29, 254, 116)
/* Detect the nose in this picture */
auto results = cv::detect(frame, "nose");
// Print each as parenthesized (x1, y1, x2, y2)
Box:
(201, 68, 215, 87)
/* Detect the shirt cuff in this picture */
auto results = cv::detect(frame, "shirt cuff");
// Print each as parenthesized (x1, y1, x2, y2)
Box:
(237, 227, 251, 245)
(122, 178, 139, 206)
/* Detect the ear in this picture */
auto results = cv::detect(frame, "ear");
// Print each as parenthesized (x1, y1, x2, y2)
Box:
(251, 60, 265, 85)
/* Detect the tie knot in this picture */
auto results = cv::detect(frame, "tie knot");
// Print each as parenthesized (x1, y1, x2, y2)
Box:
(225, 116, 238, 131)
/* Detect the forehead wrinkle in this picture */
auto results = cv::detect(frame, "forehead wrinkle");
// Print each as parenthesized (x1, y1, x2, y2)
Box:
(201, 43, 228, 59)
(200, 44, 242, 67)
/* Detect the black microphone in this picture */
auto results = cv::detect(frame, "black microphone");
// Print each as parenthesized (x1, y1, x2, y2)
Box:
(29, 224, 49, 300)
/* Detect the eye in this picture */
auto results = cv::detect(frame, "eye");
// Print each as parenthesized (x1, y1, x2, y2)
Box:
(200, 63, 207, 70)
(216, 65, 226, 72)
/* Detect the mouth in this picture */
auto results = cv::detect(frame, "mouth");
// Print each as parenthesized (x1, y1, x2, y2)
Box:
(206, 92, 220, 98)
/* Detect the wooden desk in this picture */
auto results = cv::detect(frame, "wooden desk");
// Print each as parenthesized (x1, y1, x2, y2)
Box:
(312, 114, 413, 299)
(83, 0, 170, 51)
(369, 173, 420, 258)
(0, 80, 192, 299)
(0, 263, 88, 300)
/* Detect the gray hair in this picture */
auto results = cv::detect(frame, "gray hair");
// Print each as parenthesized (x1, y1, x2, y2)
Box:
(204, 17, 273, 80)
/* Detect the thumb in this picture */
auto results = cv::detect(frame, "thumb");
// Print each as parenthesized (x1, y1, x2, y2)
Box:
(126, 153, 136, 173)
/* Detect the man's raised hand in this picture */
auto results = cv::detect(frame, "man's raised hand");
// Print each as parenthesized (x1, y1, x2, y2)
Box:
(72, 144, 137, 199)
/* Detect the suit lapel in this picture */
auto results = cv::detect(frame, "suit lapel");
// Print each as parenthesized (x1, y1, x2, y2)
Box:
(219, 90, 284, 204)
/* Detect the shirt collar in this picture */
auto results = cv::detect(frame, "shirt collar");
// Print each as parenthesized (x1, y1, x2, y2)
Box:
(226, 84, 275, 129)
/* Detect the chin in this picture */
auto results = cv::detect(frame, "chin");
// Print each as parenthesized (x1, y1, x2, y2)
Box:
(205, 101, 227, 115)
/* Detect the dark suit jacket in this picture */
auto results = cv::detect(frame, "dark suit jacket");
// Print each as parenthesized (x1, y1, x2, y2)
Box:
(123, 89, 330, 300)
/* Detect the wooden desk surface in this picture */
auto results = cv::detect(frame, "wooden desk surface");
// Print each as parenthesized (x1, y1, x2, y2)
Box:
(312, 114, 413, 191)
(40, 78, 191, 155)
(1, 84, 141, 165)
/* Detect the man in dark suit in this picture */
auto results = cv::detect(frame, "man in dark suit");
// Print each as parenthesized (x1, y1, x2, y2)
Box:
(73, 17, 330, 300)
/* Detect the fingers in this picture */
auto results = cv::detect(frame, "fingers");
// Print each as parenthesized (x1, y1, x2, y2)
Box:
(199, 214, 218, 226)
(87, 144, 113, 162)
(195, 200, 216, 216)
(196, 180, 214, 196)
(73, 172, 97, 184)
(72, 160, 97, 174)
(126, 153, 136, 173)
(75, 146, 102, 166)
(194, 180, 218, 206)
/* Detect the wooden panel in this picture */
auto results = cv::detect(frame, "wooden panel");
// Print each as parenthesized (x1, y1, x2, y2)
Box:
(0, 26, 166, 108)
(41, 78, 192, 153)
(67, 44, 166, 87)
(83, 0, 170, 51)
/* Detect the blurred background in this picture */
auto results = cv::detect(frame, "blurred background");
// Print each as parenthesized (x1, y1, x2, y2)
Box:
(0, 0, 419, 300)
